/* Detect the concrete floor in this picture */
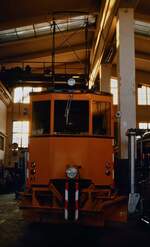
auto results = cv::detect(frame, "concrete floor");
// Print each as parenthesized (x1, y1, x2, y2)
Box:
(0, 194, 150, 247)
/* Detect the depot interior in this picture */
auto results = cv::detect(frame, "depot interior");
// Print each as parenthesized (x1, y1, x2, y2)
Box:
(0, 1, 150, 194)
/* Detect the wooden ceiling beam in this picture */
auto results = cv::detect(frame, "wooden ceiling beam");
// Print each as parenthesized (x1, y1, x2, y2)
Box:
(135, 33, 150, 41)
(112, 64, 150, 84)
(135, 13, 150, 23)
(135, 51, 150, 62)
(0, 43, 90, 62)
(119, 0, 140, 8)
(0, 0, 100, 30)
(89, 0, 119, 86)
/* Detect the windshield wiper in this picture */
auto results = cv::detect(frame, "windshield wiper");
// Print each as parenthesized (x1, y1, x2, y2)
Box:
(64, 95, 73, 126)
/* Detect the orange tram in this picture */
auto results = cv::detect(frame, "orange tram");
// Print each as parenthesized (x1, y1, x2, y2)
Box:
(20, 89, 127, 226)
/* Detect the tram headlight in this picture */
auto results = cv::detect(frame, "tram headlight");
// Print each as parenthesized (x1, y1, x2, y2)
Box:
(67, 78, 76, 86)
(66, 166, 78, 179)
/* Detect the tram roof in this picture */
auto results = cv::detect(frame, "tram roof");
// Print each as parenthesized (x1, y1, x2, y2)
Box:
(30, 88, 113, 97)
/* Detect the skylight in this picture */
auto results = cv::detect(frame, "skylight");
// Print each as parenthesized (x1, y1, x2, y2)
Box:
(0, 15, 96, 44)
(135, 20, 150, 37)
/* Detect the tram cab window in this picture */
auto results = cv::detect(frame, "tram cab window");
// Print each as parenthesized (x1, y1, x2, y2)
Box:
(54, 100, 89, 134)
(32, 101, 50, 135)
(92, 102, 111, 136)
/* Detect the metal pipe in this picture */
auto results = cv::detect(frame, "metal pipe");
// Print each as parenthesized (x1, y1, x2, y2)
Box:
(127, 129, 140, 214)
(52, 19, 56, 84)
(130, 134, 136, 194)
(84, 17, 88, 84)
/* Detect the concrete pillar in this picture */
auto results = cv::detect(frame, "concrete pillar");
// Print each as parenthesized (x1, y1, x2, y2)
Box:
(99, 63, 112, 93)
(116, 8, 136, 159)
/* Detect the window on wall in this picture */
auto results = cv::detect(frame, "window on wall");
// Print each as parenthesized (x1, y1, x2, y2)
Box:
(138, 85, 150, 105)
(13, 87, 42, 103)
(139, 122, 150, 129)
(110, 79, 118, 105)
(12, 121, 29, 147)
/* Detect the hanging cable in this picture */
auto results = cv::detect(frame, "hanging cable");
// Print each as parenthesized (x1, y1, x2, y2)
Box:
(55, 22, 83, 64)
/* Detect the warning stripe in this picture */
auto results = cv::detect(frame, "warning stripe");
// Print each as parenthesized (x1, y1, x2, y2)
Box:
(64, 174, 79, 221)
(75, 177, 79, 221)
(64, 178, 69, 220)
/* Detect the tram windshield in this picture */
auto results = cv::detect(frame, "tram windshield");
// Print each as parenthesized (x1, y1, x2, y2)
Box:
(54, 100, 89, 134)
(32, 100, 50, 135)
(92, 101, 111, 136)
(31, 98, 111, 136)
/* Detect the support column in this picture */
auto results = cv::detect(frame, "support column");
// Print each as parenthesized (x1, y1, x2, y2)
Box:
(116, 8, 136, 159)
(99, 63, 112, 93)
